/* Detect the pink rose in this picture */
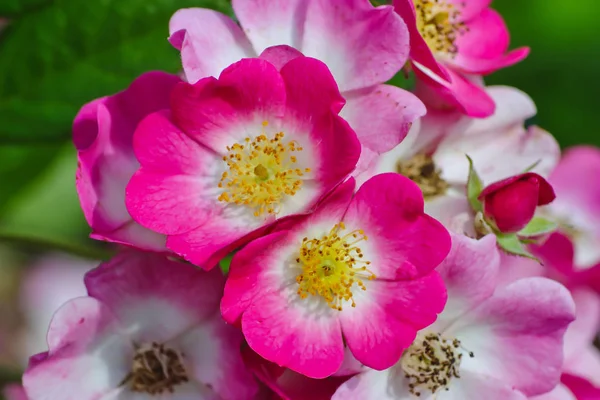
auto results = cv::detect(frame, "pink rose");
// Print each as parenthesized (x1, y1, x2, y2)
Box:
(479, 172, 556, 233)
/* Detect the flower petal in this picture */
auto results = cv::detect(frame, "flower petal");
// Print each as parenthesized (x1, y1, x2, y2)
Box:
(22, 298, 131, 400)
(85, 251, 225, 343)
(339, 272, 447, 370)
(169, 8, 255, 83)
(301, 0, 409, 91)
(343, 173, 451, 280)
(340, 84, 426, 153)
(450, 277, 576, 396)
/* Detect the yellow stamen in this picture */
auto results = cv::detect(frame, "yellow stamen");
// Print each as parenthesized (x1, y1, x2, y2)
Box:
(217, 125, 310, 217)
(295, 223, 375, 311)
(413, 0, 468, 56)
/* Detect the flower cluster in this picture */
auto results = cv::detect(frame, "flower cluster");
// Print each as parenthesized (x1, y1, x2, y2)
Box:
(9, 1, 600, 400)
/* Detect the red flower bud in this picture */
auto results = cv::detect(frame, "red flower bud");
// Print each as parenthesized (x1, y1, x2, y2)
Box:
(478, 173, 556, 233)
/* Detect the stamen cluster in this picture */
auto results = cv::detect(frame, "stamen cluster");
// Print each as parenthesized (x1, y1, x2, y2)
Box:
(122, 342, 188, 395)
(295, 222, 375, 311)
(401, 332, 474, 396)
(397, 153, 449, 198)
(414, 0, 468, 56)
(218, 126, 310, 217)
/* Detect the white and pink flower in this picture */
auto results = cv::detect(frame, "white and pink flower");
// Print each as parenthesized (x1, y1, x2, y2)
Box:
(221, 174, 451, 378)
(358, 86, 559, 234)
(74, 71, 181, 251)
(169, 0, 426, 161)
(126, 57, 361, 269)
(22, 251, 258, 400)
(534, 147, 600, 274)
(394, 0, 529, 117)
(333, 233, 576, 399)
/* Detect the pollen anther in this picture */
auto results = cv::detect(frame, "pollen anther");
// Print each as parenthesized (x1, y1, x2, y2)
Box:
(414, 0, 468, 56)
(217, 128, 310, 217)
(295, 223, 375, 311)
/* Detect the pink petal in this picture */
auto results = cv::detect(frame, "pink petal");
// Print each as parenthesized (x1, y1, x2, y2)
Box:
(563, 288, 600, 364)
(242, 286, 344, 379)
(3, 385, 28, 400)
(438, 369, 528, 400)
(177, 315, 259, 400)
(169, 8, 255, 83)
(74, 71, 178, 250)
(561, 374, 600, 400)
(23, 298, 131, 400)
(343, 173, 451, 280)
(458, 86, 537, 136)
(259, 45, 304, 71)
(435, 234, 500, 328)
(414, 65, 496, 117)
(451, 278, 576, 396)
(531, 383, 578, 400)
(242, 345, 349, 400)
(232, 0, 307, 53)
(85, 250, 225, 343)
(301, 0, 409, 91)
(435, 125, 560, 186)
(446, 0, 492, 21)
(332, 368, 412, 400)
(340, 84, 426, 153)
(452, 9, 528, 74)
(339, 272, 447, 370)
(280, 57, 361, 189)
(170, 58, 287, 152)
(220, 231, 292, 325)
(392, 0, 450, 80)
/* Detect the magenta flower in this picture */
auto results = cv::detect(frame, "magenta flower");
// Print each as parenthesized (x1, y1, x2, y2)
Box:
(3, 385, 27, 400)
(125, 57, 361, 269)
(394, 0, 529, 117)
(169, 0, 425, 160)
(221, 174, 451, 378)
(333, 233, 575, 399)
(22, 251, 258, 400)
(478, 172, 556, 233)
(540, 147, 600, 270)
(358, 86, 559, 234)
(74, 71, 181, 251)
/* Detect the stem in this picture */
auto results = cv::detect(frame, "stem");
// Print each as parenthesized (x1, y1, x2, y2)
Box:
(0, 231, 113, 260)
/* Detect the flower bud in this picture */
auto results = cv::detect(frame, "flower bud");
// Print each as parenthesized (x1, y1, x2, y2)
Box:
(478, 173, 555, 233)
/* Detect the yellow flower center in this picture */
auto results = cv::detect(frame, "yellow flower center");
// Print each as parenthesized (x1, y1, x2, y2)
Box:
(217, 121, 310, 217)
(414, 0, 467, 56)
(295, 222, 375, 311)
(401, 332, 474, 396)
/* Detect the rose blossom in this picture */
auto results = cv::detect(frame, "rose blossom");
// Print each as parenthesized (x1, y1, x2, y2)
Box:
(394, 0, 529, 117)
(478, 172, 556, 233)
(333, 233, 575, 399)
(357, 86, 559, 234)
(22, 251, 258, 400)
(74, 71, 180, 251)
(221, 174, 451, 378)
(169, 0, 426, 164)
(125, 57, 360, 269)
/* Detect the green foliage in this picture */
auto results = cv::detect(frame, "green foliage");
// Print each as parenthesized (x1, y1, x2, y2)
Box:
(518, 216, 558, 237)
(466, 155, 484, 212)
(0, 0, 230, 144)
(496, 233, 537, 260)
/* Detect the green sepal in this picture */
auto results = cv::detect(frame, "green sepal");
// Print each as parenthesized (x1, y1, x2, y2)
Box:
(219, 253, 234, 275)
(522, 159, 542, 173)
(496, 233, 539, 260)
(518, 217, 558, 238)
(466, 155, 484, 212)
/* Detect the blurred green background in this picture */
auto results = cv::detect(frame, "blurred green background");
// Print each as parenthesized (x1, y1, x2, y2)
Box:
(0, 0, 598, 389)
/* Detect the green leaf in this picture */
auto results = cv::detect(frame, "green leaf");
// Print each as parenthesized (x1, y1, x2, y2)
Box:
(496, 233, 538, 260)
(386, 67, 415, 91)
(466, 155, 484, 212)
(219, 253, 234, 275)
(518, 216, 558, 237)
(522, 159, 542, 173)
(0, 0, 231, 144)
